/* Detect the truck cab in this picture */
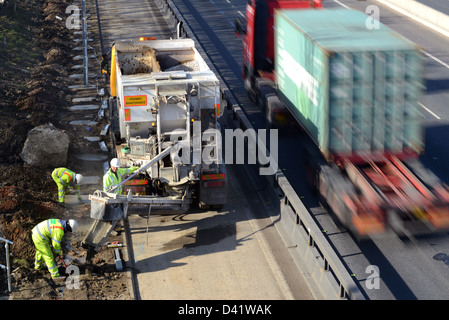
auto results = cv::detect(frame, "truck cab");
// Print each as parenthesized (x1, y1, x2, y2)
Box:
(235, 0, 322, 125)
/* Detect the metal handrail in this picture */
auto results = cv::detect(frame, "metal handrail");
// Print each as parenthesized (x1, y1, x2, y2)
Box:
(0, 237, 13, 293)
(82, 0, 88, 86)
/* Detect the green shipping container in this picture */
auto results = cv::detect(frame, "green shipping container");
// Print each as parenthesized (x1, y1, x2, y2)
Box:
(274, 8, 424, 159)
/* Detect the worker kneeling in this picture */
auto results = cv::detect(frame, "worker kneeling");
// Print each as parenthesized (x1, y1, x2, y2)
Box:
(51, 167, 83, 203)
(103, 158, 139, 194)
(32, 219, 78, 279)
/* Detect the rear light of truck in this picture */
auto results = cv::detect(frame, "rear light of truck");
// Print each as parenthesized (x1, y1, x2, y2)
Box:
(202, 174, 226, 187)
(427, 208, 449, 229)
(139, 36, 156, 41)
(352, 214, 385, 236)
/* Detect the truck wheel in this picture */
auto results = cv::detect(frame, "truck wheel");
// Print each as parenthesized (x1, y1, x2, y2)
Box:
(265, 94, 281, 129)
(199, 202, 211, 210)
(244, 75, 257, 102)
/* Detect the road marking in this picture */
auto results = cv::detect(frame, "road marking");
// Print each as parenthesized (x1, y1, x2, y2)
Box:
(419, 102, 441, 120)
(237, 10, 245, 18)
(228, 167, 295, 300)
(377, 0, 449, 39)
(423, 50, 449, 70)
(332, 0, 350, 9)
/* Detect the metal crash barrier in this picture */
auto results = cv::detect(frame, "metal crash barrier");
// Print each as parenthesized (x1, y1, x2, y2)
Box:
(0, 237, 13, 293)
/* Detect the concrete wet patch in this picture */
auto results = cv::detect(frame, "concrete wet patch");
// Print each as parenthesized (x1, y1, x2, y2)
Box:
(69, 74, 100, 79)
(70, 104, 100, 111)
(84, 136, 101, 141)
(79, 175, 101, 184)
(72, 97, 98, 103)
(69, 120, 97, 126)
(73, 54, 96, 60)
(68, 85, 96, 89)
(99, 141, 108, 152)
(71, 64, 94, 70)
(75, 153, 108, 161)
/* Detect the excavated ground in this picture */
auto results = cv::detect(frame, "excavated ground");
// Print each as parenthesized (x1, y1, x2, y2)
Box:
(0, 0, 131, 300)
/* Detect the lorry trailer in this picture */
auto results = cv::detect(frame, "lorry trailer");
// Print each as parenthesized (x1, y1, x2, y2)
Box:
(236, 3, 449, 237)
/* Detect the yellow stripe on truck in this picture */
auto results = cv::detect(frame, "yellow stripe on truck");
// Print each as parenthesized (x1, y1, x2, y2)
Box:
(110, 44, 117, 97)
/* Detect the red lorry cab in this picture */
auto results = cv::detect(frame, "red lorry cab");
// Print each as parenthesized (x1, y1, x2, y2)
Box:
(241, 0, 322, 82)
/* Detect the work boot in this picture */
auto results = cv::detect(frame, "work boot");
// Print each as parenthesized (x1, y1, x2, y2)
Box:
(52, 275, 66, 283)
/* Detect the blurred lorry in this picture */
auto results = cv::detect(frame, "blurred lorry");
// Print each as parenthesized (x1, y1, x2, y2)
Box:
(236, 2, 449, 237)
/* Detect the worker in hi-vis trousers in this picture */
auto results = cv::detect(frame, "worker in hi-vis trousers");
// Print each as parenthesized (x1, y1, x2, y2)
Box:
(103, 158, 139, 194)
(51, 168, 83, 203)
(31, 219, 78, 279)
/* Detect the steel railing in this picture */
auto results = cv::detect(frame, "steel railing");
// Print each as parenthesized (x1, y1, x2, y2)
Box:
(82, 0, 88, 86)
(0, 237, 13, 293)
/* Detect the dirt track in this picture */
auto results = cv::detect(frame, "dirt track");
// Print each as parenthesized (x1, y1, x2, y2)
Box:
(0, 0, 131, 300)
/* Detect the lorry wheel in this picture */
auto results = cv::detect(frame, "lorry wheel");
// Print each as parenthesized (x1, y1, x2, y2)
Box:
(199, 202, 211, 210)
(212, 204, 224, 211)
(265, 94, 281, 129)
(244, 75, 257, 102)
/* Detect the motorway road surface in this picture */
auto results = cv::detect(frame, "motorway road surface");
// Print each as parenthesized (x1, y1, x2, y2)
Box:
(167, 0, 449, 299)
(415, 0, 449, 16)
(95, 0, 316, 300)
(127, 165, 313, 299)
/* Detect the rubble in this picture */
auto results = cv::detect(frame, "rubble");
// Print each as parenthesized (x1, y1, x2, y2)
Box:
(20, 123, 70, 167)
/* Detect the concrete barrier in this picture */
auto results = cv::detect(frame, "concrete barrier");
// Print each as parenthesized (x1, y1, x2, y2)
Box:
(378, 0, 449, 38)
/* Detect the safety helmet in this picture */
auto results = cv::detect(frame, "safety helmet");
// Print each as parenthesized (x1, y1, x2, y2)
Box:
(110, 158, 121, 168)
(67, 219, 78, 232)
(75, 174, 83, 184)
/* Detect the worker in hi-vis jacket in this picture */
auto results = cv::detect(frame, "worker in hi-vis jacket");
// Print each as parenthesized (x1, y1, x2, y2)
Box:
(32, 219, 78, 279)
(103, 158, 139, 194)
(51, 168, 83, 203)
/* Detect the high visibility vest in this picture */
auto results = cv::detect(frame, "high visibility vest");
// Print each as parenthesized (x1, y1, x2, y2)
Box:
(53, 168, 78, 188)
(31, 219, 65, 255)
(103, 167, 138, 194)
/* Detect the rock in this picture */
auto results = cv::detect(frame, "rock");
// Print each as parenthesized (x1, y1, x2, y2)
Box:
(20, 123, 69, 168)
(43, 47, 64, 63)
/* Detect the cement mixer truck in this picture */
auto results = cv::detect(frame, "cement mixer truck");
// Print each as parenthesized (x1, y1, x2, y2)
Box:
(82, 39, 227, 250)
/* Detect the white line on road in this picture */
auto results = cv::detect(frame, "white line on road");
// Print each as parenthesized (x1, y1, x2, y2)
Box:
(419, 102, 441, 120)
(228, 168, 296, 300)
(332, 0, 350, 9)
(377, 0, 449, 39)
(423, 50, 449, 70)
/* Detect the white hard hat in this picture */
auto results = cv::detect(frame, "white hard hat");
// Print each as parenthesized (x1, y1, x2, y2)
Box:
(75, 174, 83, 184)
(110, 158, 121, 168)
(67, 219, 78, 232)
